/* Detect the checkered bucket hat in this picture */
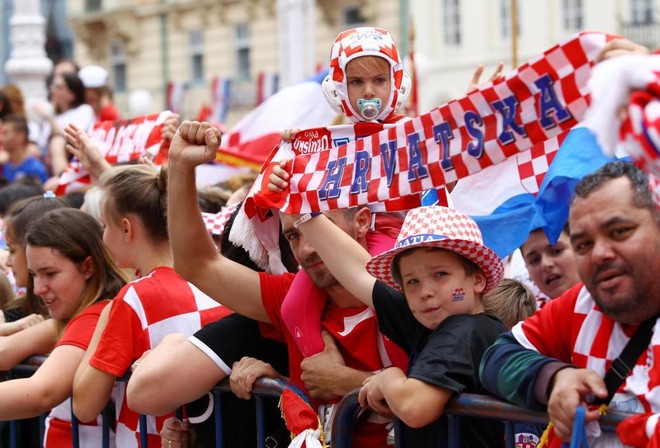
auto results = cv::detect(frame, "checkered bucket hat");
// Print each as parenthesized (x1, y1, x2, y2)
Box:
(365, 206, 504, 293)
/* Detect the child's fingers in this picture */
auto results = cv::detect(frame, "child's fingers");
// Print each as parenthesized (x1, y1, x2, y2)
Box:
(490, 61, 504, 81)
(273, 164, 289, 180)
(469, 65, 484, 87)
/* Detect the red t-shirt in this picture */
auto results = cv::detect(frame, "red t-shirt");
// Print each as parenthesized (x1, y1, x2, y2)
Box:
(45, 301, 112, 448)
(260, 272, 407, 447)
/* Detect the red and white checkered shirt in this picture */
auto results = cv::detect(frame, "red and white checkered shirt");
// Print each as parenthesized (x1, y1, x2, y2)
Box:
(512, 283, 660, 416)
(90, 266, 232, 448)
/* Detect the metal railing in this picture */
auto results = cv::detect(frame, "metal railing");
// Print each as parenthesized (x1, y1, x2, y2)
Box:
(331, 388, 636, 448)
(1, 357, 296, 448)
(2, 356, 638, 448)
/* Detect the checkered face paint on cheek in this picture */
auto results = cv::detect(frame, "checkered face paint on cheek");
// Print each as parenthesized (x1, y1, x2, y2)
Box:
(452, 288, 465, 301)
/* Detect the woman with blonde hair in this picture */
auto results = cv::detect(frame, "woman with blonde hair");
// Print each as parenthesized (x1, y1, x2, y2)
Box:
(73, 165, 231, 447)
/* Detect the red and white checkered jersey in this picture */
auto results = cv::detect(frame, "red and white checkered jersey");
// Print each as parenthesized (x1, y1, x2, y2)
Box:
(512, 283, 660, 414)
(90, 266, 232, 448)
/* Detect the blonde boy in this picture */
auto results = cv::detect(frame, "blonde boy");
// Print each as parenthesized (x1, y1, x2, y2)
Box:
(292, 206, 506, 447)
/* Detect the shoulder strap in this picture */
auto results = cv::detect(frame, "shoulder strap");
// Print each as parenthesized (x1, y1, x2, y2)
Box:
(594, 315, 657, 405)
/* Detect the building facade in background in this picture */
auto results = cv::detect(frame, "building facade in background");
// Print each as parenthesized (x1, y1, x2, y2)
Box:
(67, 0, 402, 125)
(411, 0, 660, 113)
(3, 0, 659, 125)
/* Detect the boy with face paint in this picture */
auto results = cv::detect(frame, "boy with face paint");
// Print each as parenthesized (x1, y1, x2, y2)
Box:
(277, 28, 412, 364)
(287, 206, 507, 447)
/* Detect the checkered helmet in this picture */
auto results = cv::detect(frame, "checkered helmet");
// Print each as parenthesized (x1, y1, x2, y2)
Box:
(366, 206, 504, 293)
(322, 27, 411, 123)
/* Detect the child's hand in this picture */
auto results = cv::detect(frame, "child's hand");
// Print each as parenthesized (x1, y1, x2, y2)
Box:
(597, 38, 649, 61)
(358, 372, 393, 416)
(267, 160, 290, 193)
(466, 62, 504, 93)
(281, 128, 301, 142)
(169, 121, 221, 168)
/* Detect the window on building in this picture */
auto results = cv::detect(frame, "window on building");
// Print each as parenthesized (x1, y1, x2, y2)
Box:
(562, 0, 583, 29)
(443, 0, 461, 46)
(235, 24, 251, 80)
(501, 0, 521, 38)
(43, 0, 74, 62)
(631, 0, 654, 24)
(189, 30, 204, 84)
(109, 40, 127, 93)
(344, 5, 367, 27)
(85, 0, 102, 12)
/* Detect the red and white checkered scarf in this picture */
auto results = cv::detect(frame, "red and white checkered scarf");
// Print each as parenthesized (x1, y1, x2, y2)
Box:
(584, 53, 660, 207)
(230, 31, 615, 271)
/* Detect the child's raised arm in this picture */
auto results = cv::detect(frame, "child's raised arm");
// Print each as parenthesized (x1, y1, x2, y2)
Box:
(293, 208, 377, 308)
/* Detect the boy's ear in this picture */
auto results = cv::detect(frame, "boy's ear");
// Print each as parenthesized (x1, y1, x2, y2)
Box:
(354, 207, 372, 239)
(473, 269, 487, 295)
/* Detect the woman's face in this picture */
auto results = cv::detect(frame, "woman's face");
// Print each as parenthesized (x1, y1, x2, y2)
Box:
(49, 75, 75, 111)
(521, 230, 581, 299)
(26, 246, 91, 320)
(6, 236, 28, 288)
(99, 199, 129, 268)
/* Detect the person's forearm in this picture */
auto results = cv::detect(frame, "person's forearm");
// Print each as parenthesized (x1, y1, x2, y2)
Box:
(72, 365, 115, 422)
(127, 334, 193, 415)
(167, 159, 219, 283)
(330, 365, 371, 397)
(49, 135, 69, 176)
(0, 378, 62, 420)
(88, 158, 112, 184)
(479, 332, 561, 410)
(379, 370, 449, 428)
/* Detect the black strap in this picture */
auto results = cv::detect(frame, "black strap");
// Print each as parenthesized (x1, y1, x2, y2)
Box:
(594, 315, 657, 405)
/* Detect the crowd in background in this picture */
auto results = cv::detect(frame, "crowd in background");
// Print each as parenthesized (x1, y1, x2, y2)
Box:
(0, 25, 657, 448)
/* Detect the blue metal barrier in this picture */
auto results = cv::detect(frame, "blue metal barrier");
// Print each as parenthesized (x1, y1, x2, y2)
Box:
(2, 357, 298, 447)
(2, 355, 47, 448)
(332, 389, 636, 448)
(2, 357, 641, 448)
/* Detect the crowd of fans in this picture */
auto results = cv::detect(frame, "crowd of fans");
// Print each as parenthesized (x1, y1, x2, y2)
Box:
(0, 25, 657, 448)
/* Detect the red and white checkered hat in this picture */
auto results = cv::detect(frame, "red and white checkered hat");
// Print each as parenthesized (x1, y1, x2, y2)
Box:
(202, 204, 238, 236)
(366, 206, 504, 293)
(322, 27, 410, 123)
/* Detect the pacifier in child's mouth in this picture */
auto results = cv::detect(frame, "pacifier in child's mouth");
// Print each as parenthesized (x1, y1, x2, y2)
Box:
(356, 98, 382, 120)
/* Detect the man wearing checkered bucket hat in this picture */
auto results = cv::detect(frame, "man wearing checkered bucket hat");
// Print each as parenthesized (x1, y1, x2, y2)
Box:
(291, 205, 506, 447)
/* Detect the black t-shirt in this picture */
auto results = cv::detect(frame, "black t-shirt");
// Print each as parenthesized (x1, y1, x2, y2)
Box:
(373, 281, 506, 448)
(189, 313, 290, 448)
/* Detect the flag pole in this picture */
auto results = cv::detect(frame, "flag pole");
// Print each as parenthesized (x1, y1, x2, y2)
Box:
(511, 0, 518, 68)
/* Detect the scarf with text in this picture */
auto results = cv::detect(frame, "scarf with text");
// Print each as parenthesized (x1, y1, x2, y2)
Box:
(252, 32, 613, 215)
(56, 111, 173, 195)
(230, 31, 614, 271)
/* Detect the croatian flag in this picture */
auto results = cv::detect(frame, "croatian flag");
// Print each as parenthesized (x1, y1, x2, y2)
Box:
(217, 70, 336, 168)
(166, 81, 187, 115)
(451, 126, 613, 258)
(211, 76, 231, 124)
(255, 71, 280, 106)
